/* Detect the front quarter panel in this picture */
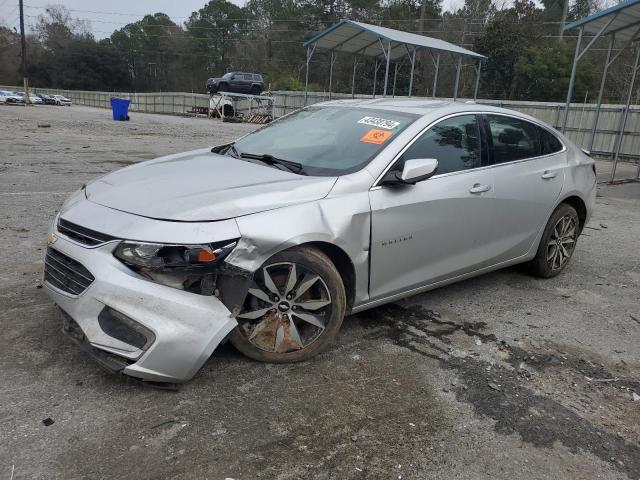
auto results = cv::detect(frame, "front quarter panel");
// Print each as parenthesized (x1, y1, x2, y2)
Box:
(225, 173, 373, 306)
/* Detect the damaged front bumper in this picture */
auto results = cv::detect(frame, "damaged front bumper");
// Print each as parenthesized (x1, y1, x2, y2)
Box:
(43, 229, 241, 384)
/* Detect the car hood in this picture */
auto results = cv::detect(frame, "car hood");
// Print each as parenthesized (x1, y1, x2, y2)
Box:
(85, 148, 338, 222)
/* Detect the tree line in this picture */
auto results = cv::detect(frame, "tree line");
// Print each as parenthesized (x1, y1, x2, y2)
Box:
(0, 0, 633, 103)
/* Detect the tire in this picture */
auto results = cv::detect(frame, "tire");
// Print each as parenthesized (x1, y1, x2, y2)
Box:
(250, 85, 262, 95)
(527, 203, 580, 278)
(229, 246, 346, 363)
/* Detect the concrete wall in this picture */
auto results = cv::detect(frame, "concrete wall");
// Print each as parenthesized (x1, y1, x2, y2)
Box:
(3, 85, 638, 160)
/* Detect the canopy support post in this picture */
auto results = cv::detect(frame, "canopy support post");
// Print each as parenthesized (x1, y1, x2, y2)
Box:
(474, 60, 482, 100)
(392, 62, 400, 97)
(562, 26, 583, 133)
(372, 59, 378, 98)
(328, 50, 336, 100)
(304, 44, 316, 106)
(432, 52, 440, 98)
(588, 34, 614, 153)
(453, 56, 462, 101)
(351, 56, 358, 98)
(408, 48, 416, 97)
(611, 46, 640, 182)
(383, 40, 391, 96)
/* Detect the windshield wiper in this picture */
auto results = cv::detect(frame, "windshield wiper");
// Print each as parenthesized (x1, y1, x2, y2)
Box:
(226, 143, 241, 159)
(240, 152, 306, 175)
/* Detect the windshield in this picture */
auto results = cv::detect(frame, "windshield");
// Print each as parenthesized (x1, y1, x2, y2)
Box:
(222, 72, 234, 80)
(231, 106, 418, 176)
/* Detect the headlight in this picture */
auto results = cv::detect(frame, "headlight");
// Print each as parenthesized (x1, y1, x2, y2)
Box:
(114, 240, 238, 270)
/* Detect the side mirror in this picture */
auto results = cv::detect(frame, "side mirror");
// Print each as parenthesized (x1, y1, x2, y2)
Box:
(398, 158, 438, 185)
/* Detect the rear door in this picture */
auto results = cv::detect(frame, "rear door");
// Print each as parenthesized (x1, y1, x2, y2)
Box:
(369, 114, 496, 300)
(483, 114, 565, 263)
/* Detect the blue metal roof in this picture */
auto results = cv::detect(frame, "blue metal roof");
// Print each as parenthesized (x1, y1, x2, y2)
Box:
(564, 0, 640, 42)
(303, 19, 485, 60)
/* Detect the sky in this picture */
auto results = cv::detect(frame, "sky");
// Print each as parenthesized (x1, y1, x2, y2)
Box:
(0, 0, 245, 38)
(0, 0, 465, 39)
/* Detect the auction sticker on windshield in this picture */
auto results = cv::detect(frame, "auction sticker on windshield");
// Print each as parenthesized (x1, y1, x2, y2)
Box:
(360, 129, 393, 144)
(358, 116, 400, 130)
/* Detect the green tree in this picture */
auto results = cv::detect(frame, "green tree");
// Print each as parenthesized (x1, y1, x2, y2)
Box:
(513, 42, 597, 101)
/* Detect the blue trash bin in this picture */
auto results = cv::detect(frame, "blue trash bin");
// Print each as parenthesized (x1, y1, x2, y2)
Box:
(110, 97, 130, 121)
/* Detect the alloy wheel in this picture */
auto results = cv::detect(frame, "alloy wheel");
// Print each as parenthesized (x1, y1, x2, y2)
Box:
(546, 214, 577, 271)
(237, 262, 332, 353)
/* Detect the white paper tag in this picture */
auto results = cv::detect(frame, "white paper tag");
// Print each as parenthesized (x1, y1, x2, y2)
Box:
(357, 116, 400, 130)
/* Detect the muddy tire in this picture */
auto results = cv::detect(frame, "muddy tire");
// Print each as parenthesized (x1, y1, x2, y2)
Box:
(527, 203, 580, 278)
(229, 246, 346, 363)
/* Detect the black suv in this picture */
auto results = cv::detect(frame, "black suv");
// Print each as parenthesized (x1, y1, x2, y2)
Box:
(206, 72, 264, 95)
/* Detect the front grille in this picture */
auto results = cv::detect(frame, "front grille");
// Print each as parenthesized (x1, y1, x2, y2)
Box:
(44, 247, 95, 295)
(57, 218, 116, 246)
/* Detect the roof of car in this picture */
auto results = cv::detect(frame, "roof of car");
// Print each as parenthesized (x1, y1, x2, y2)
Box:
(314, 97, 553, 128)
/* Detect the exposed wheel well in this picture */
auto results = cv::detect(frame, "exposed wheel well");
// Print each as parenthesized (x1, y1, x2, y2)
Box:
(561, 196, 587, 231)
(304, 242, 356, 314)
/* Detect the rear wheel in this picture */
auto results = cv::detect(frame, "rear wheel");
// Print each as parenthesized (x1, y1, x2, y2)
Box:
(229, 246, 346, 363)
(528, 203, 579, 278)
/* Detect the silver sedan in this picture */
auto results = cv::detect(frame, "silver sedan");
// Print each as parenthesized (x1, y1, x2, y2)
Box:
(43, 99, 596, 384)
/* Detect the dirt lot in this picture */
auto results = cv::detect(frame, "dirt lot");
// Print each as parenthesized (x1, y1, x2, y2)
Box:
(1, 104, 639, 480)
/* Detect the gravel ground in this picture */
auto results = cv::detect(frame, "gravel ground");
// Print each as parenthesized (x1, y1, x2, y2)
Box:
(1, 104, 639, 480)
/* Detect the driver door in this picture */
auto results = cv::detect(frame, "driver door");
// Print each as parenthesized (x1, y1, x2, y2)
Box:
(368, 114, 496, 300)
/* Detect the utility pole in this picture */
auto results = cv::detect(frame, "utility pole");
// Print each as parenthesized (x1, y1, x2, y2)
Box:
(19, 0, 30, 104)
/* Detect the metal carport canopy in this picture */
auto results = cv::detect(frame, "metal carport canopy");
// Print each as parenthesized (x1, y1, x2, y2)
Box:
(562, 0, 640, 182)
(563, 0, 640, 42)
(303, 19, 485, 60)
(302, 19, 486, 102)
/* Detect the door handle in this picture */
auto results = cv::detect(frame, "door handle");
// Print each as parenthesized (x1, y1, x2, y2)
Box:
(469, 183, 491, 194)
(541, 170, 557, 179)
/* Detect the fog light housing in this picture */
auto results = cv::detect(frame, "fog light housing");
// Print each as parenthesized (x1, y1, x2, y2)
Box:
(98, 307, 156, 351)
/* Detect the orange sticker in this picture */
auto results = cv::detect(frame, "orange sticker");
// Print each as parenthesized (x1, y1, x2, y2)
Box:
(360, 129, 393, 144)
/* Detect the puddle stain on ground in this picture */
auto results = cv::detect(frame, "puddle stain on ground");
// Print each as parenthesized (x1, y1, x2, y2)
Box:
(357, 303, 640, 480)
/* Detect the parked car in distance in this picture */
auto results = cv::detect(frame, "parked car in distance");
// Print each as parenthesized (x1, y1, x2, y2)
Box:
(207, 72, 264, 95)
(52, 94, 72, 106)
(36, 93, 58, 105)
(0, 90, 25, 103)
(14, 91, 43, 104)
(44, 99, 596, 384)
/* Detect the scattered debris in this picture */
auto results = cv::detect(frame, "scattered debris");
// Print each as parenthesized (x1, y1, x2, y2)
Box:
(630, 315, 640, 326)
(632, 392, 640, 402)
(585, 226, 601, 231)
(584, 376, 619, 383)
(488, 382, 501, 391)
(351, 435, 358, 442)
(37, 123, 51, 128)
(355, 467, 363, 472)
(475, 338, 482, 346)
(409, 422, 416, 427)
(42, 417, 54, 426)
(599, 224, 608, 229)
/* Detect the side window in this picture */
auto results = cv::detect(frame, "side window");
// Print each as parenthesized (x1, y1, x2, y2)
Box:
(400, 114, 482, 175)
(487, 115, 541, 163)
(539, 127, 563, 155)
(253, 74, 261, 81)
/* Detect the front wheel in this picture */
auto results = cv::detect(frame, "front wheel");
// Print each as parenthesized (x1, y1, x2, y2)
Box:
(527, 203, 579, 278)
(229, 246, 346, 363)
